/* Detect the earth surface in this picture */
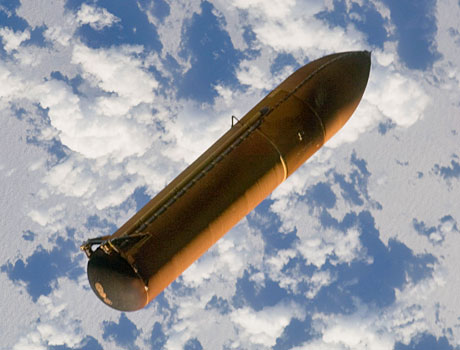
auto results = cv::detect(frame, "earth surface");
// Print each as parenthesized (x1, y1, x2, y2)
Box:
(1, 0, 460, 349)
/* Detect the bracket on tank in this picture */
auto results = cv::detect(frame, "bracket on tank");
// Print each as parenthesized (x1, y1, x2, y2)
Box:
(80, 233, 150, 258)
(231, 115, 240, 127)
(80, 235, 111, 258)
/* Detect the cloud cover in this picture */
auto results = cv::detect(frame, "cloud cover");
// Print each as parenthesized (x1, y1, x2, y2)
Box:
(1, 0, 460, 349)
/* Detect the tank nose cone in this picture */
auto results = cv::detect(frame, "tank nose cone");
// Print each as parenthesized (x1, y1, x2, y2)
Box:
(311, 51, 370, 142)
(282, 51, 371, 143)
(302, 51, 371, 142)
(87, 249, 148, 311)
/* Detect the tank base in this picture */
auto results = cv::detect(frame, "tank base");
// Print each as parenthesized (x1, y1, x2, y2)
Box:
(87, 248, 148, 311)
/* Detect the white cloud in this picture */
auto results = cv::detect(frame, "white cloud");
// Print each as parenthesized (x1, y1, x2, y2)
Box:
(291, 209, 369, 268)
(28, 204, 65, 227)
(76, 4, 120, 30)
(230, 0, 365, 61)
(44, 25, 74, 47)
(318, 318, 394, 350)
(439, 217, 457, 235)
(0, 40, 176, 210)
(162, 296, 235, 350)
(42, 156, 96, 198)
(181, 220, 265, 297)
(72, 45, 158, 114)
(291, 303, 411, 350)
(0, 27, 30, 53)
(0, 44, 160, 161)
(266, 248, 297, 273)
(232, 0, 296, 19)
(17, 0, 67, 28)
(13, 295, 83, 350)
(39, 152, 153, 210)
(0, 63, 27, 107)
(181, 237, 245, 286)
(371, 0, 395, 36)
(392, 267, 447, 342)
(33, 78, 154, 160)
(164, 101, 231, 164)
(325, 62, 430, 148)
(367, 68, 430, 128)
(297, 267, 446, 350)
(143, 0, 202, 67)
(265, 248, 312, 294)
(237, 60, 274, 90)
(16, 0, 78, 48)
(307, 270, 335, 298)
(231, 303, 305, 347)
(255, 18, 363, 57)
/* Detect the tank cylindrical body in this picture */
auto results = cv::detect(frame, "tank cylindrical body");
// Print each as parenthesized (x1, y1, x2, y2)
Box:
(82, 51, 371, 311)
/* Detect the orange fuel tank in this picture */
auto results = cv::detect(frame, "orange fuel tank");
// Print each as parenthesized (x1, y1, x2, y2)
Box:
(81, 51, 371, 311)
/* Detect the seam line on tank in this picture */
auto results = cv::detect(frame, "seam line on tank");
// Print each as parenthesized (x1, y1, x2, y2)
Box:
(304, 100, 326, 144)
(254, 128, 288, 181)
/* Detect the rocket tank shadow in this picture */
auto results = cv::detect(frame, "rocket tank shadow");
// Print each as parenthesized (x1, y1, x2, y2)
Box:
(82, 51, 371, 311)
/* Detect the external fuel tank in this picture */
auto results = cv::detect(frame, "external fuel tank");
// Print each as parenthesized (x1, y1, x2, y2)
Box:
(81, 51, 371, 311)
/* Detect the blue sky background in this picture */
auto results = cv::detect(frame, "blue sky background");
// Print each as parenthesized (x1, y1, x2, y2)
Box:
(1, 0, 460, 349)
